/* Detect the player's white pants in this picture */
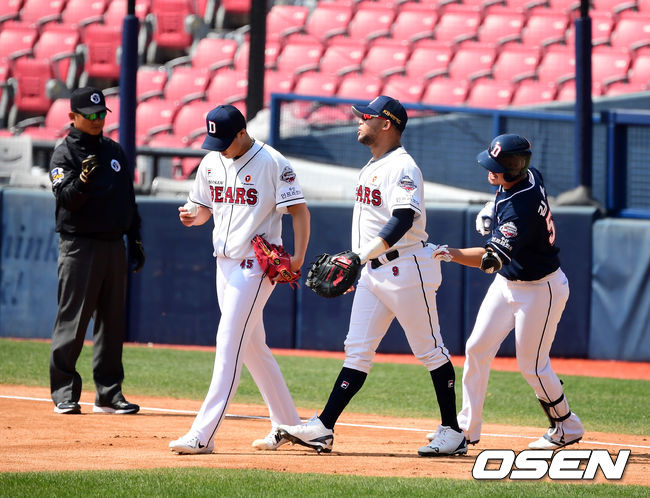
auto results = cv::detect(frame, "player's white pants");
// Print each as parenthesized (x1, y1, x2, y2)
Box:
(457, 268, 570, 443)
(190, 257, 301, 444)
(343, 244, 451, 374)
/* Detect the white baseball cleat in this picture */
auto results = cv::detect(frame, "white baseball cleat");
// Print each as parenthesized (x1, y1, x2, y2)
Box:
(418, 425, 468, 457)
(169, 433, 214, 454)
(278, 415, 334, 454)
(252, 427, 290, 451)
(529, 413, 585, 449)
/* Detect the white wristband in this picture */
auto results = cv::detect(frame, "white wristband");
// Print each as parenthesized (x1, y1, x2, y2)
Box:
(358, 236, 387, 264)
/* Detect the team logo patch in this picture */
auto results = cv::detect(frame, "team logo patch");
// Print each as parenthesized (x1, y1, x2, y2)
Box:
(340, 381, 349, 389)
(280, 166, 296, 183)
(50, 167, 64, 186)
(448, 380, 454, 388)
(111, 159, 121, 172)
(398, 175, 416, 191)
(244, 174, 251, 182)
(499, 222, 518, 238)
(90, 92, 101, 104)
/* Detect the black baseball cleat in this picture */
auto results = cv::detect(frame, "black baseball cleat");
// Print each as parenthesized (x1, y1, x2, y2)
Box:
(54, 401, 81, 414)
(93, 398, 140, 414)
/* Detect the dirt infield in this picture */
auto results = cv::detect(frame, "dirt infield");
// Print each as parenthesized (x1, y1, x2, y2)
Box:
(1, 385, 648, 486)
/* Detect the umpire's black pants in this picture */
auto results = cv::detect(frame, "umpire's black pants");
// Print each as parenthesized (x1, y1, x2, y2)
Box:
(50, 234, 127, 406)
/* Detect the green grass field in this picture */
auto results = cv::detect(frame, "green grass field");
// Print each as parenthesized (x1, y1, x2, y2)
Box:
(1, 338, 648, 496)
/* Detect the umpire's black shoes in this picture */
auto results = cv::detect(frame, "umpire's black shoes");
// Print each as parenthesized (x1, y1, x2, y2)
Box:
(54, 401, 81, 414)
(93, 398, 140, 414)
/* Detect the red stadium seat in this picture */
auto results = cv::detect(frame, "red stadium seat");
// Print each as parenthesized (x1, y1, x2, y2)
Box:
(331, 4, 396, 44)
(15, 97, 71, 139)
(520, 10, 570, 47)
(361, 38, 410, 77)
(18, 0, 65, 26)
(490, 45, 541, 83)
(232, 38, 281, 71)
(205, 67, 248, 106)
(381, 74, 425, 105)
(421, 78, 469, 107)
(163, 67, 210, 107)
(465, 79, 514, 108)
(136, 65, 168, 102)
(433, 5, 482, 45)
(60, 0, 108, 28)
(293, 71, 338, 97)
(626, 50, 650, 86)
(273, 35, 323, 74)
(148, 99, 212, 147)
(146, 0, 207, 62)
(609, 13, 650, 52)
(318, 37, 366, 75)
(510, 80, 557, 106)
(264, 69, 295, 106)
(0, 0, 23, 24)
(166, 36, 238, 74)
(7, 57, 66, 126)
(534, 44, 575, 85)
(590, 0, 636, 14)
(337, 71, 382, 100)
(135, 98, 177, 145)
(592, 46, 631, 87)
(33, 24, 81, 88)
(404, 40, 453, 80)
(266, 4, 309, 40)
(446, 42, 497, 81)
(390, 3, 438, 44)
(0, 21, 38, 61)
(215, 0, 250, 30)
(302, 2, 354, 42)
(476, 7, 525, 46)
(78, 24, 123, 86)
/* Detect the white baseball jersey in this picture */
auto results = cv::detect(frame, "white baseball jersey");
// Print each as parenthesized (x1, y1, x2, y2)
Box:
(188, 141, 305, 259)
(352, 146, 427, 254)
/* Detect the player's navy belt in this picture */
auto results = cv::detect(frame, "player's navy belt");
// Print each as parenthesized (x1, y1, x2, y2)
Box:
(370, 250, 399, 269)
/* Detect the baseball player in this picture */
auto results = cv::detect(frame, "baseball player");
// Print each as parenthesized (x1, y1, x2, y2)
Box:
(169, 105, 310, 454)
(432, 134, 584, 450)
(278, 96, 466, 457)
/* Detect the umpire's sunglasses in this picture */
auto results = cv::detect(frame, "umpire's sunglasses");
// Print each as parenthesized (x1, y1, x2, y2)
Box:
(361, 113, 388, 121)
(81, 110, 107, 121)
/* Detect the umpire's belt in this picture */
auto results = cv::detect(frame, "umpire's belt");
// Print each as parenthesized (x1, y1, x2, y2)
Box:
(370, 250, 399, 269)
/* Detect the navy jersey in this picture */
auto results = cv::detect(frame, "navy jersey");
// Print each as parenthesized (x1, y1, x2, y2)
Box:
(486, 167, 560, 281)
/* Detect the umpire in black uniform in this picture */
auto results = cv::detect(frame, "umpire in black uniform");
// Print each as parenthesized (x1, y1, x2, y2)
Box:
(48, 87, 145, 415)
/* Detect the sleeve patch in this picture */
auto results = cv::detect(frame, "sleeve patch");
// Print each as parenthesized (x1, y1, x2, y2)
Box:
(280, 165, 296, 183)
(398, 175, 417, 191)
(499, 221, 518, 238)
(50, 167, 64, 186)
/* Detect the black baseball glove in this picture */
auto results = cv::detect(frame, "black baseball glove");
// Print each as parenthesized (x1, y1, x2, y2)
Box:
(306, 251, 361, 298)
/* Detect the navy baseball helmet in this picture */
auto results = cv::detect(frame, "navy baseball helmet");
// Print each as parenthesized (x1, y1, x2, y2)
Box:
(477, 133, 532, 181)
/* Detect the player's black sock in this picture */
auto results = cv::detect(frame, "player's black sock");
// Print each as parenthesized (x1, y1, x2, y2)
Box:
(430, 361, 461, 432)
(318, 367, 367, 430)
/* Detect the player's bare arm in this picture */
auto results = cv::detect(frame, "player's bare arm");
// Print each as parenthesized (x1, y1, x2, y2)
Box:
(447, 247, 486, 267)
(287, 203, 310, 272)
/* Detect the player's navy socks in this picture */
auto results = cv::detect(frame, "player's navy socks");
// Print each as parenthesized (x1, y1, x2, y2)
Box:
(319, 367, 367, 429)
(430, 361, 461, 432)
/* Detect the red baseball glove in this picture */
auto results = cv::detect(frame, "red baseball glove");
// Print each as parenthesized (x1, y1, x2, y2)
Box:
(251, 235, 301, 288)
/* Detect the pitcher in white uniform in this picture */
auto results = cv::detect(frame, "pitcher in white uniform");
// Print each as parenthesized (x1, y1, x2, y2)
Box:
(278, 96, 467, 457)
(169, 105, 310, 454)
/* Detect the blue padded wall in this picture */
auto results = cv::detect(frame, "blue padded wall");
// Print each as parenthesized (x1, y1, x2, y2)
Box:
(0, 189, 58, 338)
(590, 219, 650, 361)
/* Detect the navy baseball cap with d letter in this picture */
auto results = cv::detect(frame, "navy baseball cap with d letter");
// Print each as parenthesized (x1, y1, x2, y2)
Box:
(202, 105, 246, 152)
(351, 95, 407, 132)
(70, 87, 110, 114)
